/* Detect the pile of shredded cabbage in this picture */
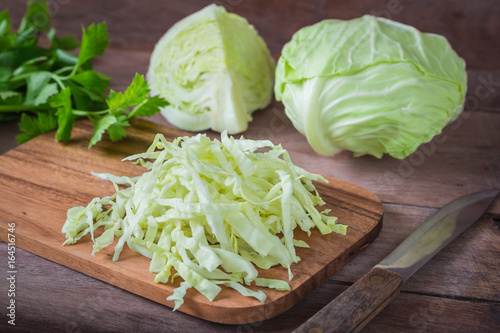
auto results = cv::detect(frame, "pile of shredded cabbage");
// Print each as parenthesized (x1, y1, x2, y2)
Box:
(62, 132, 346, 309)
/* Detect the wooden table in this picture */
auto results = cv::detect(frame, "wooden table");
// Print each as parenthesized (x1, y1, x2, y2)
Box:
(1, 0, 499, 332)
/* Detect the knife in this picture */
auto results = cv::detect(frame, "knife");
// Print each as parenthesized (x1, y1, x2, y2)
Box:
(293, 189, 499, 333)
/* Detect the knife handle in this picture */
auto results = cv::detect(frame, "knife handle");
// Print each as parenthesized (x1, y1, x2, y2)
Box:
(293, 267, 403, 333)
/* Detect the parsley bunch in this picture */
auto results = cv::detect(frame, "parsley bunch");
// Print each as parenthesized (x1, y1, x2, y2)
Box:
(0, 0, 168, 147)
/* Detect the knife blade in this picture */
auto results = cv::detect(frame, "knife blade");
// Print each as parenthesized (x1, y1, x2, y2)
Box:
(293, 189, 499, 333)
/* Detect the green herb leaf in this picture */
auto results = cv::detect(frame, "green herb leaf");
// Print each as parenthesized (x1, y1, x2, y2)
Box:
(24, 71, 58, 106)
(77, 22, 109, 68)
(16, 111, 57, 144)
(128, 95, 168, 119)
(0, 91, 22, 107)
(122, 73, 150, 106)
(67, 82, 103, 111)
(88, 74, 166, 146)
(18, 0, 50, 34)
(106, 73, 150, 110)
(34, 83, 58, 106)
(0, 67, 11, 83)
(107, 115, 130, 142)
(50, 87, 75, 142)
(0, 91, 19, 101)
(2, 3, 168, 148)
(89, 114, 117, 147)
(50, 34, 79, 51)
(0, 10, 11, 37)
(71, 70, 110, 95)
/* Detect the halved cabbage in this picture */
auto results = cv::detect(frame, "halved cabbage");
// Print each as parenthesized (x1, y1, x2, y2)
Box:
(147, 4, 275, 134)
(275, 15, 467, 159)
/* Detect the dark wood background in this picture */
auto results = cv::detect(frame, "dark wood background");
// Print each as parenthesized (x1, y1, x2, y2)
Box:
(0, 0, 499, 332)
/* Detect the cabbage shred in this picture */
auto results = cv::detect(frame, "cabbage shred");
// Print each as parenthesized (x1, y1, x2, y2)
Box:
(62, 132, 346, 309)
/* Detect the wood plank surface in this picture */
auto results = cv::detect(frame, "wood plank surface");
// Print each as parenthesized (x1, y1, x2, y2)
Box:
(1, 0, 499, 332)
(294, 266, 404, 333)
(2, 243, 499, 333)
(0, 119, 383, 324)
(331, 204, 500, 301)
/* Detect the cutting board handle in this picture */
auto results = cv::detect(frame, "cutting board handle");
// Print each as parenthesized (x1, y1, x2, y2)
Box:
(293, 267, 403, 333)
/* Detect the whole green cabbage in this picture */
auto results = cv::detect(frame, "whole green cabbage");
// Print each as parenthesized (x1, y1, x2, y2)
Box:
(275, 15, 467, 159)
(147, 4, 275, 134)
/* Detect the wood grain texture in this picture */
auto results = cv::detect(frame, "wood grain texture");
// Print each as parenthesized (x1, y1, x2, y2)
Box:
(2, 245, 500, 333)
(0, 119, 383, 324)
(294, 267, 403, 333)
(331, 204, 500, 302)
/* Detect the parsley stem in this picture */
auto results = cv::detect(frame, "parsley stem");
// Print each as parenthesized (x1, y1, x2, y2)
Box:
(53, 66, 74, 76)
(7, 72, 33, 82)
(0, 105, 109, 117)
(0, 105, 47, 113)
(71, 109, 109, 116)
(58, 64, 81, 81)
(50, 74, 67, 90)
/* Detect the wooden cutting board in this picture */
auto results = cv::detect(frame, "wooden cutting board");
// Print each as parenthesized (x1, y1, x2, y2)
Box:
(0, 119, 383, 324)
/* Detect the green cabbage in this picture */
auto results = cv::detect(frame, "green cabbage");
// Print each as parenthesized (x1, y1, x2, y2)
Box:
(275, 15, 467, 159)
(147, 4, 275, 134)
(62, 132, 346, 309)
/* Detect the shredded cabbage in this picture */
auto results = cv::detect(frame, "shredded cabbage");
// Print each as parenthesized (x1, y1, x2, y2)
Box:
(62, 131, 346, 309)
